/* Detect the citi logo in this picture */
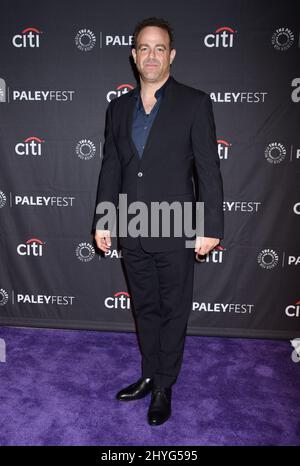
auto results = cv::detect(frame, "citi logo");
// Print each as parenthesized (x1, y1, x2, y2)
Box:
(285, 300, 300, 318)
(196, 245, 226, 263)
(204, 26, 237, 48)
(17, 238, 45, 256)
(107, 84, 135, 102)
(104, 291, 131, 310)
(218, 139, 232, 160)
(12, 27, 42, 48)
(15, 136, 45, 156)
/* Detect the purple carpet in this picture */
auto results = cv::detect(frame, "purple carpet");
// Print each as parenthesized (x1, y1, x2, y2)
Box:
(0, 325, 299, 446)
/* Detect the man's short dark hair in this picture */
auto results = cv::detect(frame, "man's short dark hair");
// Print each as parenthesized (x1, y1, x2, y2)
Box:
(133, 17, 174, 50)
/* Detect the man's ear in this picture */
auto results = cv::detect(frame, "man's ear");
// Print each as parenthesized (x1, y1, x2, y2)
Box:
(131, 48, 136, 63)
(170, 48, 176, 64)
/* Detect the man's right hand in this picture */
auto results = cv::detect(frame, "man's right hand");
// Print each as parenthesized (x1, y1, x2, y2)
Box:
(95, 230, 111, 253)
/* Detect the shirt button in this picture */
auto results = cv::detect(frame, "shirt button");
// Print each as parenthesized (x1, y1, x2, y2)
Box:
(144, 126, 147, 129)
(138, 172, 143, 177)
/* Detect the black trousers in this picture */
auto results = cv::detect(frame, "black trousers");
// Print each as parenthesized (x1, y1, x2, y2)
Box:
(121, 239, 195, 388)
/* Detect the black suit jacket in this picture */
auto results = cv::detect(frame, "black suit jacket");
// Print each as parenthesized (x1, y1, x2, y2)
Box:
(91, 75, 224, 252)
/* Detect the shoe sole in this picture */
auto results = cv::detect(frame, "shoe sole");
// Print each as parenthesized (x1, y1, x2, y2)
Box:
(116, 391, 152, 401)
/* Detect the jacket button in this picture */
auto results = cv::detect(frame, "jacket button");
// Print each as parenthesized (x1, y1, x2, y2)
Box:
(137, 172, 143, 177)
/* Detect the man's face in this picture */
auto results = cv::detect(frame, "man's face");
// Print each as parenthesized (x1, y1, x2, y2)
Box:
(132, 26, 176, 82)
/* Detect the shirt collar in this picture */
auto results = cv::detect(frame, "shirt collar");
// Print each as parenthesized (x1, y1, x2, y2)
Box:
(133, 75, 172, 101)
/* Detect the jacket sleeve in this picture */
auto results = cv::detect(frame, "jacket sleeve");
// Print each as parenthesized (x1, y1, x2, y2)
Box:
(191, 92, 224, 239)
(91, 100, 122, 232)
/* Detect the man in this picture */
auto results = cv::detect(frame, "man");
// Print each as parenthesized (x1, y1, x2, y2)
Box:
(92, 17, 224, 426)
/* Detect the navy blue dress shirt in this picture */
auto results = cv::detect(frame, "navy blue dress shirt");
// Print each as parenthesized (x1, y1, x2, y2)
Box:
(131, 75, 172, 159)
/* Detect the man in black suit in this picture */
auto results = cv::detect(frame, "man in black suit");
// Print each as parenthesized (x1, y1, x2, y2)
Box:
(92, 17, 224, 426)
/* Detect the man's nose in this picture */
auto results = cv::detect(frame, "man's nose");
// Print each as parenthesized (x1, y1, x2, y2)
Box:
(148, 49, 156, 58)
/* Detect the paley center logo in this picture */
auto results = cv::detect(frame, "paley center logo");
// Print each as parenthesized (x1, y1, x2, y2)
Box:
(204, 26, 237, 48)
(0, 78, 7, 102)
(272, 28, 294, 51)
(0, 288, 9, 306)
(0, 191, 7, 208)
(107, 83, 135, 102)
(75, 242, 95, 262)
(0, 77, 75, 103)
(75, 139, 97, 160)
(264, 142, 287, 164)
(15, 136, 45, 156)
(75, 29, 133, 50)
(104, 291, 131, 310)
(75, 29, 96, 51)
(257, 249, 279, 269)
(264, 141, 300, 165)
(17, 238, 45, 256)
(75, 241, 121, 261)
(257, 249, 300, 269)
(12, 27, 42, 48)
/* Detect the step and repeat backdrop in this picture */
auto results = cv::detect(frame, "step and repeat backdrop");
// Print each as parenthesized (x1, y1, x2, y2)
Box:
(0, 0, 299, 339)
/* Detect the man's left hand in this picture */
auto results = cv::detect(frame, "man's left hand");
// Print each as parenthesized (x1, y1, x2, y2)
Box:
(194, 236, 220, 255)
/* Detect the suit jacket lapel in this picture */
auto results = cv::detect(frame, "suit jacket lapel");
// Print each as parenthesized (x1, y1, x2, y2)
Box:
(126, 94, 141, 163)
(126, 77, 176, 167)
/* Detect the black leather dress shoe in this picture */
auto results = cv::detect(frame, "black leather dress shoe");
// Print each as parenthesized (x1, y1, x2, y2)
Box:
(147, 387, 172, 425)
(116, 377, 153, 401)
